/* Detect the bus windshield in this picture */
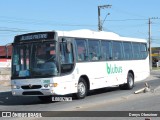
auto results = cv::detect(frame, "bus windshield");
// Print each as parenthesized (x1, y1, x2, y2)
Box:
(12, 42, 58, 78)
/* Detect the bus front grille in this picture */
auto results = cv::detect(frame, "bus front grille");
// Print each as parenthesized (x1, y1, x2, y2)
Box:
(21, 85, 42, 89)
(22, 91, 43, 95)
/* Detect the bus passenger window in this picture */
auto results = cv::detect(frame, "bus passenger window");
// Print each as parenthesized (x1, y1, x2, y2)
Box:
(112, 41, 123, 60)
(88, 40, 100, 61)
(101, 41, 112, 60)
(132, 43, 141, 59)
(75, 39, 88, 62)
(140, 43, 148, 59)
(123, 42, 133, 60)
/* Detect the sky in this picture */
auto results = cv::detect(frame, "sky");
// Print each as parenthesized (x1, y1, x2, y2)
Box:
(0, 0, 160, 47)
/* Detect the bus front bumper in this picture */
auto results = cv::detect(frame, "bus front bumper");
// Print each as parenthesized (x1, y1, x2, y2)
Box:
(12, 88, 55, 96)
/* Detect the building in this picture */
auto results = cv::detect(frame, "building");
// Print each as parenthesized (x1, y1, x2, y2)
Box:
(0, 44, 12, 68)
(152, 47, 160, 59)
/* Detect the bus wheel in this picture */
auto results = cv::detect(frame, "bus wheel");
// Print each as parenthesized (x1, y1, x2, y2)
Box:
(126, 72, 134, 89)
(76, 78, 87, 99)
(38, 96, 52, 102)
(119, 73, 134, 90)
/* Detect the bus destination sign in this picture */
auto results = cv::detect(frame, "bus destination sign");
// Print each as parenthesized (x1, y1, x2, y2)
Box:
(14, 32, 55, 42)
(21, 34, 48, 41)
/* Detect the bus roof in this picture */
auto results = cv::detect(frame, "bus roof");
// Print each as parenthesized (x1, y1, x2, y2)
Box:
(57, 29, 147, 43)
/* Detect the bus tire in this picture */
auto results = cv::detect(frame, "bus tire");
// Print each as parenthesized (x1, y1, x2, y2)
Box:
(126, 72, 134, 89)
(119, 72, 134, 90)
(38, 96, 52, 102)
(76, 78, 88, 99)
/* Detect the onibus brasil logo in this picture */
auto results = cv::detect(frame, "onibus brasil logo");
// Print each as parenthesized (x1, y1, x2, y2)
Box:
(106, 63, 123, 74)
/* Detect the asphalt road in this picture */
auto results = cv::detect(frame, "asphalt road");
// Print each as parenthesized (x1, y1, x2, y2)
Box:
(0, 71, 160, 120)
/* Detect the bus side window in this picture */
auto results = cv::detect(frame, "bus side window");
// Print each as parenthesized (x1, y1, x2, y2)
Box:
(112, 41, 123, 60)
(75, 39, 88, 62)
(123, 42, 133, 60)
(101, 40, 112, 60)
(140, 43, 148, 59)
(88, 40, 100, 61)
(132, 43, 141, 59)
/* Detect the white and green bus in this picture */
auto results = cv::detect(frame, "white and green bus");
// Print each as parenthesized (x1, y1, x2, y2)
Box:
(11, 29, 150, 101)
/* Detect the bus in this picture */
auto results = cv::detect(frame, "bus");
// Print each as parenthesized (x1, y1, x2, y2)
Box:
(11, 29, 150, 101)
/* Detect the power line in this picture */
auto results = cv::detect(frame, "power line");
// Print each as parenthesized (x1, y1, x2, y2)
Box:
(106, 19, 148, 22)
(0, 18, 97, 27)
(152, 39, 160, 41)
(0, 29, 30, 32)
(111, 7, 148, 18)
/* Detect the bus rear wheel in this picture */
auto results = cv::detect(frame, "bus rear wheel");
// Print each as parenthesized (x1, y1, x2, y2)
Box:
(126, 73, 134, 89)
(76, 78, 88, 99)
(120, 72, 134, 90)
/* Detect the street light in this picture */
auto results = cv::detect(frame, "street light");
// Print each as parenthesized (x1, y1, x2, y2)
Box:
(101, 13, 110, 29)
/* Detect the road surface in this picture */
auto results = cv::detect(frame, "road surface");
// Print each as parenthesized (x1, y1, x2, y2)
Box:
(0, 70, 160, 120)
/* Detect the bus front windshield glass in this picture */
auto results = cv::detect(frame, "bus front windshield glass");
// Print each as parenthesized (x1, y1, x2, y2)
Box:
(12, 42, 58, 78)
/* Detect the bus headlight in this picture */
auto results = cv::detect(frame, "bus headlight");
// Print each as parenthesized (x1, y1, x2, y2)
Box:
(11, 85, 20, 89)
(49, 83, 58, 87)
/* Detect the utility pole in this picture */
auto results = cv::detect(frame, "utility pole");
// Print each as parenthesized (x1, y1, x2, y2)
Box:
(148, 18, 152, 70)
(98, 6, 101, 31)
(148, 17, 159, 70)
(98, 5, 111, 31)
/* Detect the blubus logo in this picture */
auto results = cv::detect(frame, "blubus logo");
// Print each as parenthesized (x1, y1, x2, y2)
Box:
(106, 63, 122, 74)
